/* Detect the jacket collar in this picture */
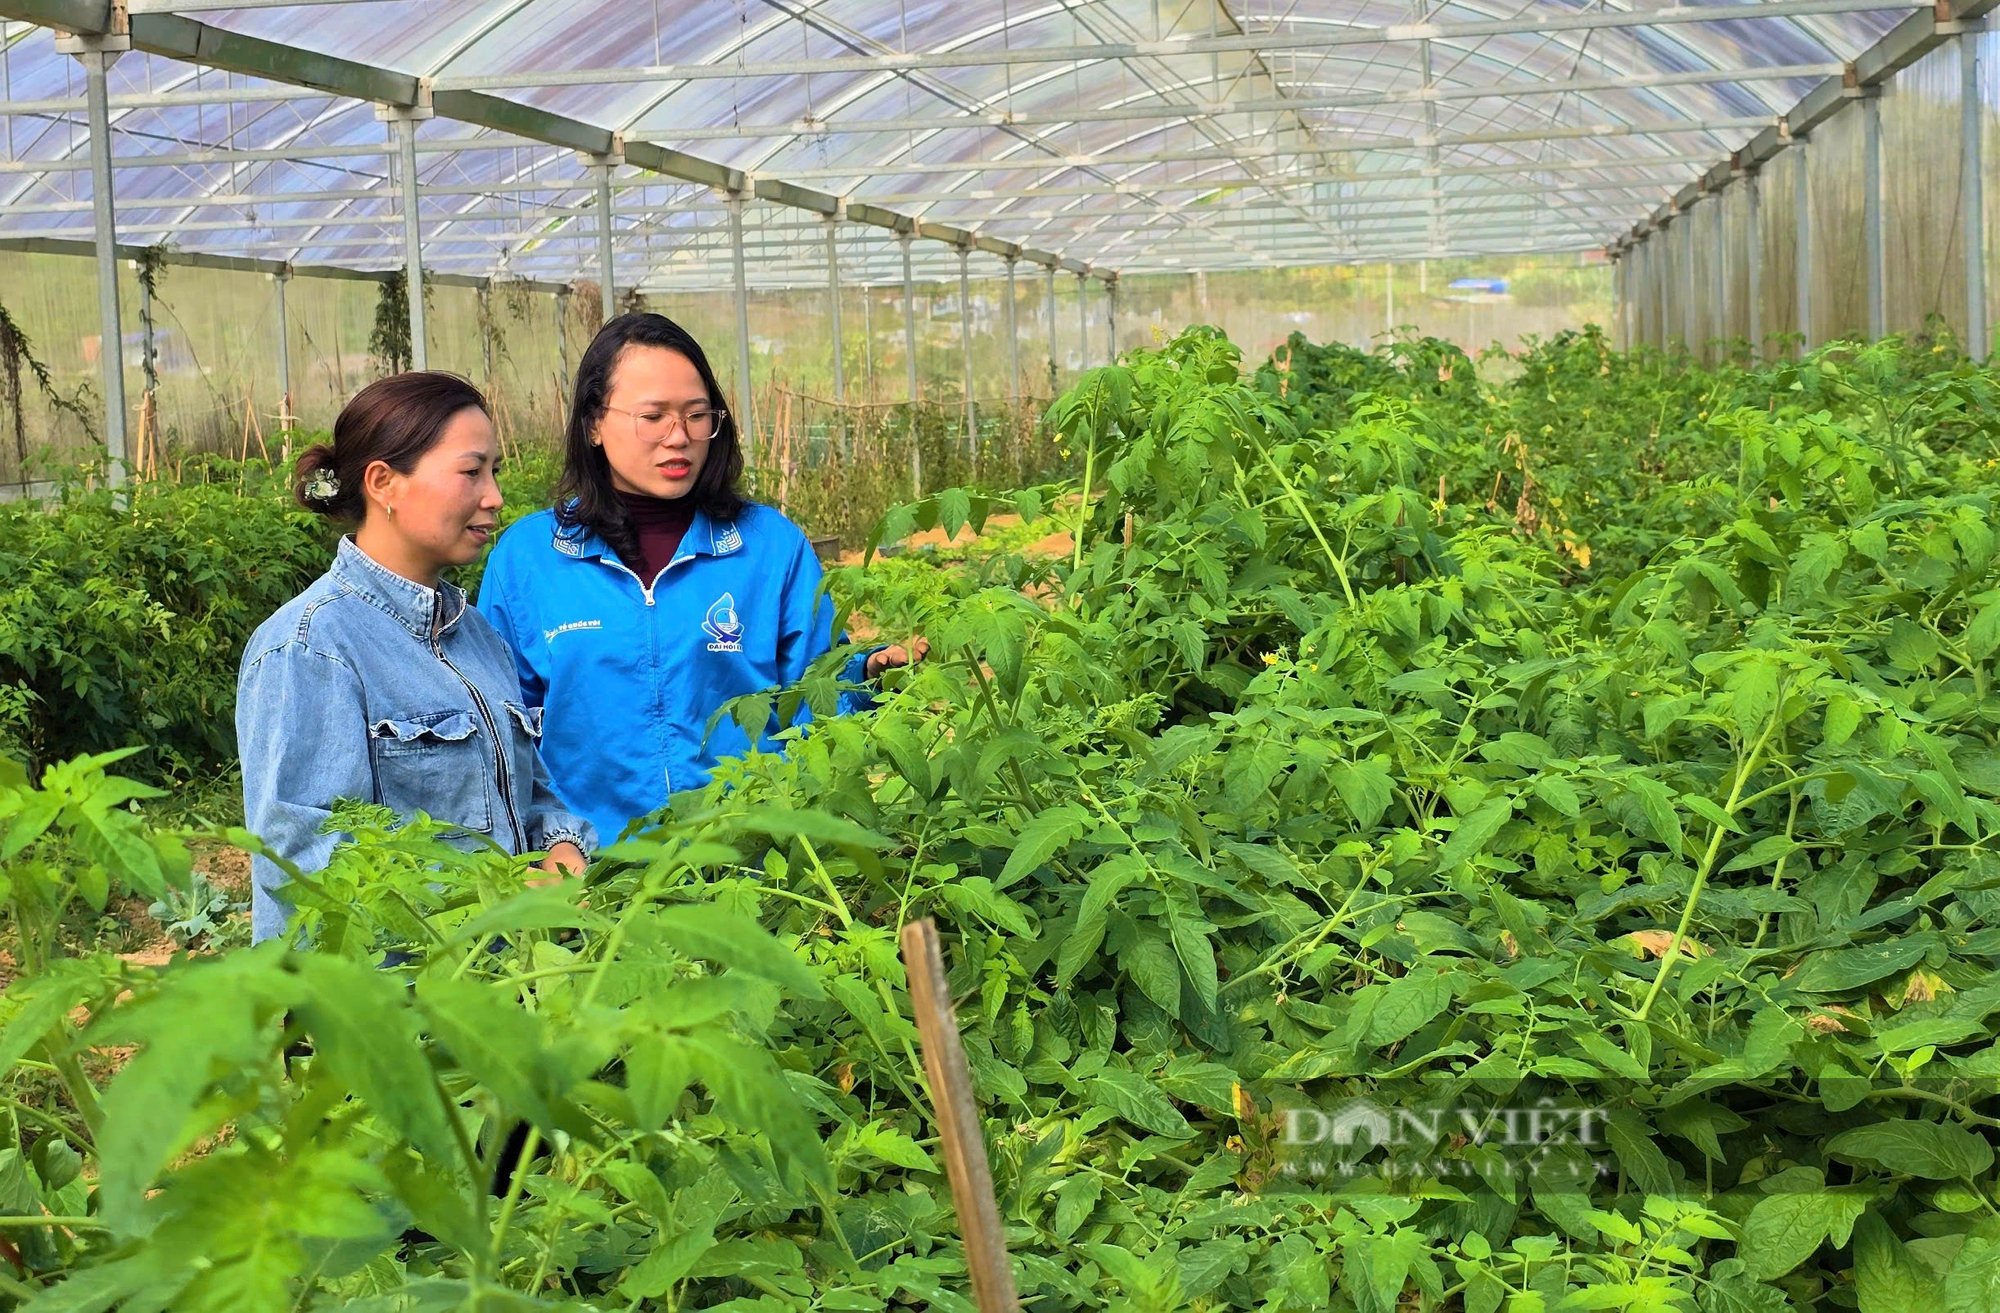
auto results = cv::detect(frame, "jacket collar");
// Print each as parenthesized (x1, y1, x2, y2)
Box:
(330, 535, 467, 641)
(552, 503, 745, 565)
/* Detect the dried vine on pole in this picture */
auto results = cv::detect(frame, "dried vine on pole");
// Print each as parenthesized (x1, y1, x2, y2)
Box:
(0, 298, 95, 479)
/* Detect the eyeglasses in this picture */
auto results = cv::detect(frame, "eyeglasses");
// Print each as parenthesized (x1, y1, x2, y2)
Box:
(602, 403, 727, 443)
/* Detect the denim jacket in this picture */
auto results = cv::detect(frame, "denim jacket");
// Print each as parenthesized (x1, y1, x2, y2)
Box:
(237, 536, 594, 942)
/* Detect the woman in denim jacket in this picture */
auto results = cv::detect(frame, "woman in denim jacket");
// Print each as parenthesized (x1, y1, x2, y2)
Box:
(237, 372, 592, 943)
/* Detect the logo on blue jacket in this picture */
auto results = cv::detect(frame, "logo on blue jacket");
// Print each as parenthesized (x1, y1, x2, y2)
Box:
(703, 593, 745, 653)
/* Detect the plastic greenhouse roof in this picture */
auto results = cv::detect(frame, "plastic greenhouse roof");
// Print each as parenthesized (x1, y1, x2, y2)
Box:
(0, 0, 1968, 288)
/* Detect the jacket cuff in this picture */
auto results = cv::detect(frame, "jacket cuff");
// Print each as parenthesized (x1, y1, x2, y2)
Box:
(536, 822, 594, 863)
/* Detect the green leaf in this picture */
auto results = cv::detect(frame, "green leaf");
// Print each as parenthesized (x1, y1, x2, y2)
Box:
(1480, 733, 1553, 769)
(91, 951, 293, 1232)
(1088, 1069, 1190, 1137)
(998, 803, 1089, 890)
(1438, 796, 1514, 869)
(1792, 938, 1934, 993)
(291, 955, 460, 1163)
(1120, 931, 1182, 1015)
(730, 807, 890, 853)
(653, 903, 826, 1000)
(1853, 1211, 1940, 1312)
(1058, 855, 1141, 986)
(843, 1123, 937, 1173)
(1943, 1235, 2000, 1312)
(416, 976, 587, 1136)
(1826, 1121, 1994, 1181)
(1740, 1189, 1868, 1280)
(1053, 1174, 1102, 1240)
(1622, 775, 1685, 854)
(1343, 1229, 1425, 1313)
(1605, 1110, 1674, 1195)
(1164, 897, 1220, 1017)
(1532, 775, 1581, 818)
(1363, 970, 1452, 1049)
(938, 876, 1034, 936)
(1330, 758, 1395, 828)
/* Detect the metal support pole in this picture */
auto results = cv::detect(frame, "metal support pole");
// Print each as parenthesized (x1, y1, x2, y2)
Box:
(826, 217, 845, 403)
(958, 247, 975, 459)
(1046, 264, 1058, 391)
(556, 287, 571, 412)
(728, 193, 754, 456)
(1746, 173, 1763, 359)
(1106, 278, 1118, 361)
(274, 269, 294, 439)
(861, 279, 875, 401)
(1712, 195, 1727, 357)
(1077, 272, 1089, 369)
(1963, 33, 1988, 359)
(901, 233, 919, 405)
(73, 43, 128, 486)
(1795, 140, 1814, 352)
(395, 113, 427, 370)
(1387, 262, 1397, 336)
(1612, 257, 1624, 351)
(901, 232, 921, 496)
(1004, 256, 1020, 412)
(1861, 94, 1884, 341)
(594, 160, 616, 322)
(1682, 212, 1698, 356)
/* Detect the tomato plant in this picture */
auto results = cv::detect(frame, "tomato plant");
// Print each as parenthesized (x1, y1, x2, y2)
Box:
(4, 325, 2000, 1309)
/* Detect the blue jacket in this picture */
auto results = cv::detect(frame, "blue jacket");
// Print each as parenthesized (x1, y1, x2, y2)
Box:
(477, 503, 872, 844)
(237, 536, 595, 943)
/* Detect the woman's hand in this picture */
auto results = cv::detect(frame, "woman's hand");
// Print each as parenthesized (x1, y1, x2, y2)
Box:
(865, 635, 930, 681)
(528, 840, 587, 887)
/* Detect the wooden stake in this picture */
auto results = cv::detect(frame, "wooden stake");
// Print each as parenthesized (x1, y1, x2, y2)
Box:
(898, 918, 1019, 1313)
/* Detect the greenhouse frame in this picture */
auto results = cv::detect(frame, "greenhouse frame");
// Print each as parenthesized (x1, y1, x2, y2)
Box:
(1, 0, 1996, 488)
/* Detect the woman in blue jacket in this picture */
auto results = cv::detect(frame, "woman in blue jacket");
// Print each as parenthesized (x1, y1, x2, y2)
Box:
(239, 372, 592, 942)
(478, 313, 920, 844)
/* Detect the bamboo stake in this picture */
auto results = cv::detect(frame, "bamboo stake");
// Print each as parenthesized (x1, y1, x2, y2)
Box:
(898, 918, 1019, 1313)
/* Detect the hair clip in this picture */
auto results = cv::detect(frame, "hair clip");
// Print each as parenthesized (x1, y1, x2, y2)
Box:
(303, 468, 342, 502)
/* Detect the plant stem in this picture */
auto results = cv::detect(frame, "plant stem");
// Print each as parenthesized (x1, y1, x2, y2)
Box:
(487, 1125, 542, 1275)
(1635, 702, 1783, 1021)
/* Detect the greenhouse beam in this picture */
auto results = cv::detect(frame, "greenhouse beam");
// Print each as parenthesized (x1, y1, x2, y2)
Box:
(0, 1, 1109, 302)
(727, 193, 753, 456)
(1961, 32, 1988, 359)
(432, 4, 1889, 89)
(1860, 92, 1884, 341)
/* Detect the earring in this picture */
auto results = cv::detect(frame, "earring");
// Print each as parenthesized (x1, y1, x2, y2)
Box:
(385, 503, 396, 518)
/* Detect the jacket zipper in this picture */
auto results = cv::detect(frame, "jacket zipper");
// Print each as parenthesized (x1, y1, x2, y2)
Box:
(597, 551, 689, 799)
(431, 623, 526, 852)
(602, 550, 697, 605)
